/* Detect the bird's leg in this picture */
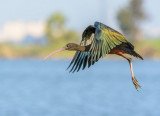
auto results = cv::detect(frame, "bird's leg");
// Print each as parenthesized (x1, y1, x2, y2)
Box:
(118, 54, 141, 90)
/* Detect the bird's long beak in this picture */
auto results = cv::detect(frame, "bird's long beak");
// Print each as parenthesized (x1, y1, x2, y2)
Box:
(44, 47, 66, 61)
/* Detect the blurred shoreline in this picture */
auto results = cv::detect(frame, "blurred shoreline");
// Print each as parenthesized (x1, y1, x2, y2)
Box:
(0, 39, 160, 60)
(0, 55, 159, 61)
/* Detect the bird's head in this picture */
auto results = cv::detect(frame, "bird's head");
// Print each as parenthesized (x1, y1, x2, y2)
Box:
(44, 43, 79, 61)
(65, 43, 78, 50)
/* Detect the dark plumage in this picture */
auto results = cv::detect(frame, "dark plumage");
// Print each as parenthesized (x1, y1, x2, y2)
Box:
(44, 22, 143, 90)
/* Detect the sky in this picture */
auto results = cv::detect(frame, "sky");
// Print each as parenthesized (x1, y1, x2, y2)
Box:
(0, 0, 159, 37)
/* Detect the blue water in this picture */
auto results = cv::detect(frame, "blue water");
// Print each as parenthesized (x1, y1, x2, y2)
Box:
(0, 59, 160, 116)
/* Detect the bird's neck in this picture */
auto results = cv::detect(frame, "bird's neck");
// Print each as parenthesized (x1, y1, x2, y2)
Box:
(75, 45, 85, 51)
(75, 44, 90, 52)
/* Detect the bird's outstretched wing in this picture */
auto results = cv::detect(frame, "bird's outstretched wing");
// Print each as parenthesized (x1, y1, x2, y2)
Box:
(67, 26, 96, 72)
(67, 22, 132, 72)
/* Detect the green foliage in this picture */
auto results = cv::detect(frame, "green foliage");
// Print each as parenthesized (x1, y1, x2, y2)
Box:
(46, 13, 65, 44)
(65, 30, 80, 43)
(46, 12, 79, 45)
(117, 0, 146, 42)
(130, 0, 146, 20)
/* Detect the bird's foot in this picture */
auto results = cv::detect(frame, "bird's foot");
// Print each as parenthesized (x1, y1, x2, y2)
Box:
(132, 77, 141, 91)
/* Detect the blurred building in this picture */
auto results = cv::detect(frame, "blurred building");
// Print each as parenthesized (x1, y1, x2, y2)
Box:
(0, 21, 46, 43)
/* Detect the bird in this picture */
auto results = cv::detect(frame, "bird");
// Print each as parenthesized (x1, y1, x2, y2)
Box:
(44, 22, 143, 90)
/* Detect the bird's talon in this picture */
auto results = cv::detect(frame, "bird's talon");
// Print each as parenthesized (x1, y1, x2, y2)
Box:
(132, 77, 141, 90)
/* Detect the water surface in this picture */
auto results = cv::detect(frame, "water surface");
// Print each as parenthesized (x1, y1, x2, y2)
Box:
(0, 59, 159, 116)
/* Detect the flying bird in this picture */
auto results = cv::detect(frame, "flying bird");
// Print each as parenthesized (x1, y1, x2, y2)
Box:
(44, 22, 143, 90)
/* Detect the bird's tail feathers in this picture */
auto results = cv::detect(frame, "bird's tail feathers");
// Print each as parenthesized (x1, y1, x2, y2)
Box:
(130, 50, 143, 60)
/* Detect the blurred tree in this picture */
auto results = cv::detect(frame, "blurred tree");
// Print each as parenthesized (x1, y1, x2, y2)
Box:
(46, 12, 79, 45)
(46, 13, 65, 44)
(65, 30, 79, 43)
(117, 0, 146, 42)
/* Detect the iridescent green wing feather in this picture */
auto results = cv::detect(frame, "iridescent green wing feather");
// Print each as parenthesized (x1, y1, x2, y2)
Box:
(89, 22, 132, 61)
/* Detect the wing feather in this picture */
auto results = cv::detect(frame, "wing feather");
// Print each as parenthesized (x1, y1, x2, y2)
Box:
(68, 26, 95, 72)
(88, 22, 130, 61)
